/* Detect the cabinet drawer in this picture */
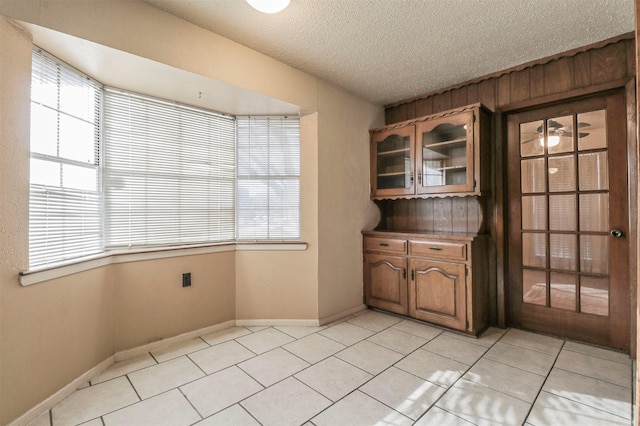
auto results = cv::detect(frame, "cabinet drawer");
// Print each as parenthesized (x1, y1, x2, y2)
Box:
(364, 237, 407, 254)
(409, 240, 467, 261)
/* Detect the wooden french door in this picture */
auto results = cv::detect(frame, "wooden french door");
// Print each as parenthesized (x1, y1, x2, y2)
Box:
(507, 91, 629, 350)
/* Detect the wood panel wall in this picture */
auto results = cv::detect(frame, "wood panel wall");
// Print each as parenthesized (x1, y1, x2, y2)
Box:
(635, 0, 639, 417)
(385, 34, 635, 124)
(381, 33, 636, 331)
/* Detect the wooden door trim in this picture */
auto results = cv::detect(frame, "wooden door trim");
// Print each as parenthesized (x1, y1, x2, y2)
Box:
(495, 82, 636, 333)
(498, 78, 633, 114)
(504, 91, 631, 350)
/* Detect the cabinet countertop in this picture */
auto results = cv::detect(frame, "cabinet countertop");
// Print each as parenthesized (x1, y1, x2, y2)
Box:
(362, 229, 488, 241)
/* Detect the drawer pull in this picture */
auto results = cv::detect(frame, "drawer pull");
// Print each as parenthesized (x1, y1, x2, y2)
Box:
(429, 247, 442, 251)
(379, 243, 389, 247)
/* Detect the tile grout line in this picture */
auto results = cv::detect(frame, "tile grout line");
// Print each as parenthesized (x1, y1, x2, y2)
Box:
(520, 338, 566, 423)
(229, 315, 412, 424)
(551, 364, 634, 390)
(297, 322, 448, 423)
(411, 327, 512, 424)
(177, 383, 206, 423)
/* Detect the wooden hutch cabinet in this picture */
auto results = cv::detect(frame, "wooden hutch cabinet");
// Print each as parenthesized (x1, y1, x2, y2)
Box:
(364, 103, 492, 336)
(364, 231, 489, 335)
(370, 103, 490, 199)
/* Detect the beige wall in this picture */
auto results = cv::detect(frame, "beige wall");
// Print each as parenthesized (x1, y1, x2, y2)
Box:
(113, 252, 236, 352)
(0, 1, 382, 423)
(317, 81, 382, 321)
(235, 113, 321, 320)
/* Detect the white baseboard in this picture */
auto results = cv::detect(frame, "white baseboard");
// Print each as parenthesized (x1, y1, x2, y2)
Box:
(235, 318, 320, 327)
(7, 356, 114, 426)
(319, 304, 367, 325)
(114, 319, 236, 362)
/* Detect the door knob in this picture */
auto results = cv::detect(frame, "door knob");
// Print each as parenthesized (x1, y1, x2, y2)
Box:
(610, 229, 623, 238)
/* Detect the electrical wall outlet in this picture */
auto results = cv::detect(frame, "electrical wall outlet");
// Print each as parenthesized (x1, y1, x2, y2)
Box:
(182, 272, 191, 287)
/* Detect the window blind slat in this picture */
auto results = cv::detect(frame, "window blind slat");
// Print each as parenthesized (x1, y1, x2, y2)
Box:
(29, 48, 103, 267)
(236, 116, 300, 241)
(103, 88, 237, 248)
(31, 49, 299, 267)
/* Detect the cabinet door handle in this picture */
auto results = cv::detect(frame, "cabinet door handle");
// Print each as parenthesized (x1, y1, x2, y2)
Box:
(411, 270, 415, 281)
(379, 243, 389, 247)
(410, 174, 414, 185)
(402, 268, 406, 279)
(418, 173, 422, 184)
(429, 247, 442, 251)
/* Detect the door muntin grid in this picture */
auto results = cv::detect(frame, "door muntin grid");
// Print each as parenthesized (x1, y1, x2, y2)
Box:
(520, 110, 609, 316)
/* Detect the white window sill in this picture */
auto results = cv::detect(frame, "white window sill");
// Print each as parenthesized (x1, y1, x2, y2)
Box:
(19, 242, 308, 286)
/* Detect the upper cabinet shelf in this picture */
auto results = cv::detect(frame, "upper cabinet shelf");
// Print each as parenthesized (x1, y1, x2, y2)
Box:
(370, 104, 491, 199)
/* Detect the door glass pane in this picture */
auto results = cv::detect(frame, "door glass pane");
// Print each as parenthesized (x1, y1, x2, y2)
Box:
(522, 233, 546, 268)
(521, 120, 544, 157)
(550, 272, 576, 311)
(549, 234, 576, 271)
(579, 152, 608, 191)
(580, 276, 609, 316)
(548, 155, 575, 192)
(549, 195, 575, 231)
(523, 269, 546, 305)
(578, 110, 607, 151)
(421, 122, 467, 187)
(580, 194, 609, 232)
(547, 116, 574, 154)
(521, 158, 546, 193)
(376, 134, 410, 189)
(522, 195, 546, 230)
(580, 235, 609, 274)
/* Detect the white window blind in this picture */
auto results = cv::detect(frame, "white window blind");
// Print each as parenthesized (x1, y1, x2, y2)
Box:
(103, 88, 236, 248)
(237, 116, 300, 240)
(29, 48, 103, 267)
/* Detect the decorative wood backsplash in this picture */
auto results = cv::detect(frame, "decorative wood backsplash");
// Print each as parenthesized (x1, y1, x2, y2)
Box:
(375, 197, 485, 234)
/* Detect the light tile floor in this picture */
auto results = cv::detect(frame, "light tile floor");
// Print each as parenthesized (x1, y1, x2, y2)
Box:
(29, 309, 634, 426)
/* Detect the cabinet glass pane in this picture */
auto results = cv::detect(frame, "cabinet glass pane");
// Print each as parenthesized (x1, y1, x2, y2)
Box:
(523, 269, 546, 306)
(421, 122, 467, 187)
(580, 235, 609, 274)
(547, 116, 573, 154)
(550, 272, 576, 311)
(522, 233, 546, 268)
(580, 194, 609, 232)
(520, 120, 544, 157)
(579, 152, 608, 191)
(549, 195, 575, 231)
(376, 134, 411, 190)
(548, 155, 575, 192)
(521, 158, 545, 193)
(578, 110, 607, 151)
(522, 195, 546, 230)
(580, 276, 609, 316)
(549, 234, 576, 271)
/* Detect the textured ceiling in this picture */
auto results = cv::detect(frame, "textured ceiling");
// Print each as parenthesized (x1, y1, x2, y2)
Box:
(142, 0, 634, 106)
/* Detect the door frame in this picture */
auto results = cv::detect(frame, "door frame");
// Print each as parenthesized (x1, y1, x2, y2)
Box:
(494, 79, 637, 354)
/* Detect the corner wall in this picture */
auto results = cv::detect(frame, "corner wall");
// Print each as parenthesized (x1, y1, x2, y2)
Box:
(235, 113, 320, 321)
(0, 2, 383, 423)
(317, 81, 382, 321)
(0, 17, 116, 425)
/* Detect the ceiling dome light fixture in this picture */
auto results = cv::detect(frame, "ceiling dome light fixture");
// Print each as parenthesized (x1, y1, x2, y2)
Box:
(247, 0, 291, 13)
(539, 135, 560, 148)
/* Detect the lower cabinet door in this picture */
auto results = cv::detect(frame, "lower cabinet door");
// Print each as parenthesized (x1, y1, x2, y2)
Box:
(365, 254, 408, 315)
(409, 258, 467, 331)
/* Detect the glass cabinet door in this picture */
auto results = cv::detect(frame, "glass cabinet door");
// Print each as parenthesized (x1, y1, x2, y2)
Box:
(416, 112, 474, 194)
(371, 126, 415, 196)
